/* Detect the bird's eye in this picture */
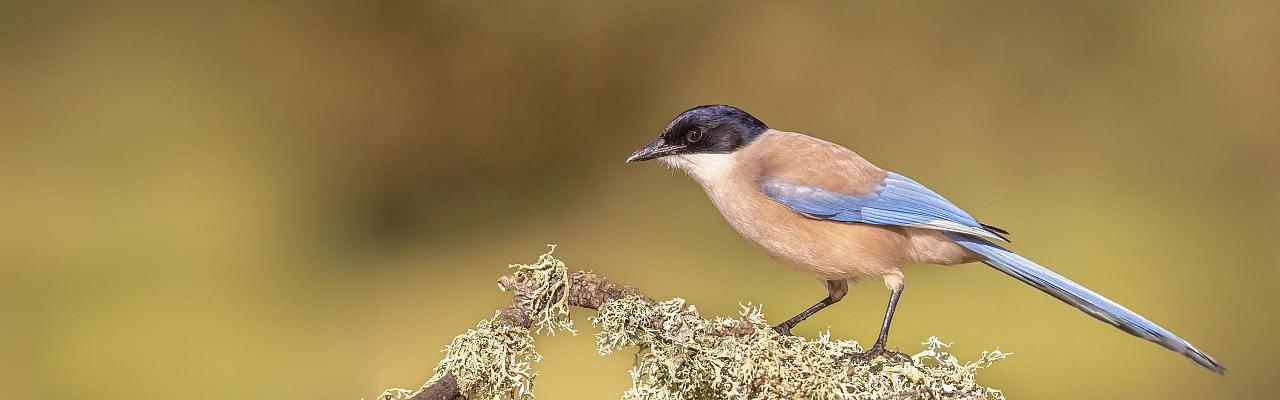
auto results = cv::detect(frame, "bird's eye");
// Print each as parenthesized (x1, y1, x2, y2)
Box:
(686, 131, 703, 143)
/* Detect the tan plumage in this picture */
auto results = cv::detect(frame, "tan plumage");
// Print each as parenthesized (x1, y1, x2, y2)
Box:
(665, 130, 979, 290)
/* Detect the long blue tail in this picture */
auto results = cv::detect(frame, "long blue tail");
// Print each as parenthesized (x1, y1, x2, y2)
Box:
(948, 233, 1226, 374)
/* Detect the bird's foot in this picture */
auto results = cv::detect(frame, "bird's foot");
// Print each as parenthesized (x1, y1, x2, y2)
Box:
(845, 344, 912, 364)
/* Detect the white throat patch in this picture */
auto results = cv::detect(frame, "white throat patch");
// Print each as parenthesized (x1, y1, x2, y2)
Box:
(661, 153, 736, 184)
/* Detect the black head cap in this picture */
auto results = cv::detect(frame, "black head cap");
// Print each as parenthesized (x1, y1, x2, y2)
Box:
(663, 105, 768, 153)
(626, 105, 769, 162)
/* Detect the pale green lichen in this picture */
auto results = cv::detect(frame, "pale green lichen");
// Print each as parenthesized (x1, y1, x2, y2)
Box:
(417, 247, 578, 400)
(424, 318, 541, 399)
(507, 245, 577, 336)
(592, 296, 1009, 400)
(391, 249, 1008, 400)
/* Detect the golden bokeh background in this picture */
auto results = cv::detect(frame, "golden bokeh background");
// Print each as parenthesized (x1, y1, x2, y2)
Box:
(3, 1, 1277, 399)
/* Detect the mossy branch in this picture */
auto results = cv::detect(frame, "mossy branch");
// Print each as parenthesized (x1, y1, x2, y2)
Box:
(371, 247, 1009, 400)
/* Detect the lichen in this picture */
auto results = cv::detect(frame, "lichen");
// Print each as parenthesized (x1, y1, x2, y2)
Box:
(421, 318, 541, 399)
(417, 247, 578, 400)
(507, 245, 577, 335)
(592, 297, 1009, 400)
(394, 248, 1008, 400)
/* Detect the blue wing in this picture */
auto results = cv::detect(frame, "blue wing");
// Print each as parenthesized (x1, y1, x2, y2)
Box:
(761, 172, 1008, 241)
(761, 170, 1227, 372)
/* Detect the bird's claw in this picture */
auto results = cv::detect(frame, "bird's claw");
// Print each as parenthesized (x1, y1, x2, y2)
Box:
(845, 345, 913, 364)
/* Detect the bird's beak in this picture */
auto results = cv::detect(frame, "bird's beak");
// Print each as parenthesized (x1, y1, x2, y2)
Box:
(626, 137, 684, 163)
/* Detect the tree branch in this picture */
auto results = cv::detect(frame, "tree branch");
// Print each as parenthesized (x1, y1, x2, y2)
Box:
(407, 270, 663, 400)
(374, 249, 1006, 400)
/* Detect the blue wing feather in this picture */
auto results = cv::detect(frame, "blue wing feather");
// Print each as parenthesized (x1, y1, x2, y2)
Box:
(760, 170, 1225, 373)
(761, 171, 1007, 241)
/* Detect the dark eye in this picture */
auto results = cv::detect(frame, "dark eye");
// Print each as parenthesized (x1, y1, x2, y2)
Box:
(686, 131, 703, 143)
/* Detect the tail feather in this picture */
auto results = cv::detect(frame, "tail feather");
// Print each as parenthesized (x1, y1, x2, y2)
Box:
(948, 233, 1226, 374)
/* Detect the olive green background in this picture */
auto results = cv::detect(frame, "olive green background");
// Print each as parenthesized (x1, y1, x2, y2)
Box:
(3, 1, 1276, 399)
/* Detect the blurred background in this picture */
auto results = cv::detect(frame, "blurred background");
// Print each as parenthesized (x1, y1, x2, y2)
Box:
(3, 1, 1277, 398)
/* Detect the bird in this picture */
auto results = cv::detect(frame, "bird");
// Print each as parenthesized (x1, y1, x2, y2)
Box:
(625, 104, 1225, 373)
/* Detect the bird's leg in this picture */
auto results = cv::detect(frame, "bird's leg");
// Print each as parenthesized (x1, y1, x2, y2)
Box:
(774, 280, 847, 336)
(773, 296, 835, 336)
(846, 282, 912, 363)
